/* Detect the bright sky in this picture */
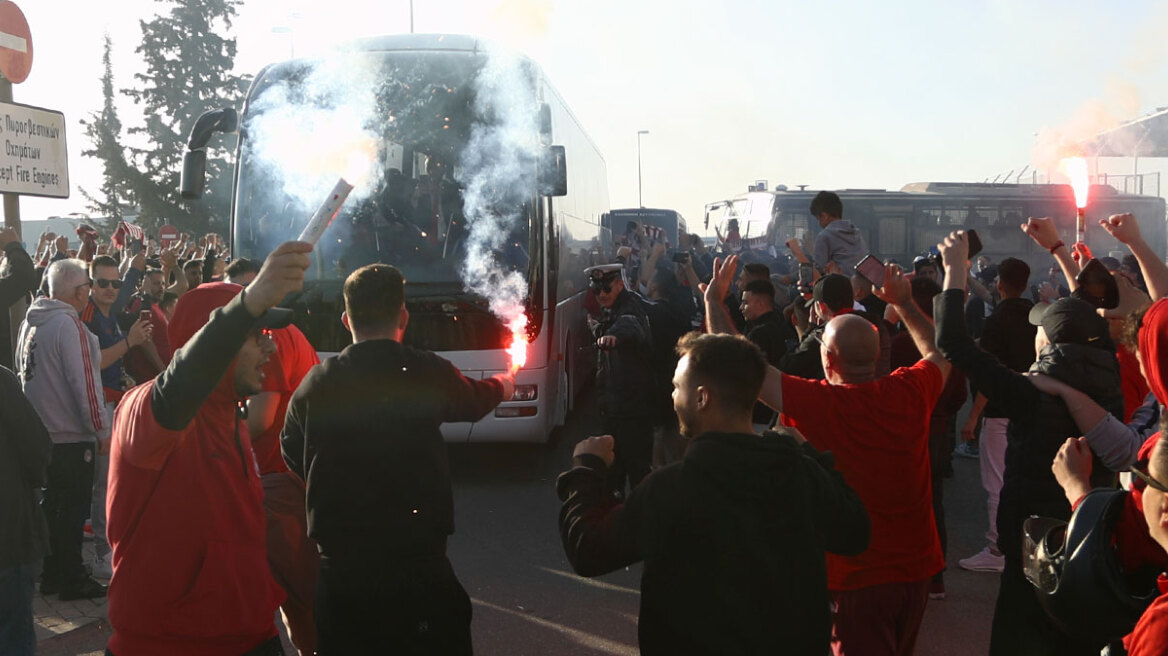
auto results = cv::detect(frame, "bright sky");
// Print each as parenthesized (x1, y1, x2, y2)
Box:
(13, 0, 1168, 231)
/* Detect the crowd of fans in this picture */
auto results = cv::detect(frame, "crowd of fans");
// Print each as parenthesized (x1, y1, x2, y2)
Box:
(2, 192, 1168, 656)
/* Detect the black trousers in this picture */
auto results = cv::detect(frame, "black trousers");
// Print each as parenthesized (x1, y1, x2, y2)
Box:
(928, 422, 953, 582)
(603, 415, 654, 498)
(43, 442, 95, 587)
(315, 553, 472, 655)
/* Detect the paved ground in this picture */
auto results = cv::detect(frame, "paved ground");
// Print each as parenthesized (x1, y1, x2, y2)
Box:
(35, 390, 1000, 655)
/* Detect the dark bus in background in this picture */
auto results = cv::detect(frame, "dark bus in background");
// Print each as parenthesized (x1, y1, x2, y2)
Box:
(601, 208, 688, 247)
(183, 34, 611, 443)
(705, 182, 1167, 273)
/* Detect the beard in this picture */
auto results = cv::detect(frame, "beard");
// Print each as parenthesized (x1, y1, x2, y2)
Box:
(675, 405, 699, 440)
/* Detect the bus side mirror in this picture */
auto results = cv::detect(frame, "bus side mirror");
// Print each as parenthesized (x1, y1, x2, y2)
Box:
(180, 107, 239, 200)
(542, 145, 567, 197)
(180, 149, 207, 200)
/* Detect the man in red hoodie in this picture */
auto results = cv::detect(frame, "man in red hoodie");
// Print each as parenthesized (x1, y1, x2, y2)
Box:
(104, 241, 312, 656)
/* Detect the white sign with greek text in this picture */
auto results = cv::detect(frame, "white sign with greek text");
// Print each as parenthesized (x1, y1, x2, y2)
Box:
(0, 101, 68, 198)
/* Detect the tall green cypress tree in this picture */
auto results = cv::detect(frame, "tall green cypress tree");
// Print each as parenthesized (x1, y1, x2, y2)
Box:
(123, 0, 250, 234)
(79, 34, 133, 233)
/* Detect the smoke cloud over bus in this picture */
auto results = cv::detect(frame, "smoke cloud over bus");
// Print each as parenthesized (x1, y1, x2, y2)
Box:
(244, 53, 384, 244)
(455, 46, 540, 334)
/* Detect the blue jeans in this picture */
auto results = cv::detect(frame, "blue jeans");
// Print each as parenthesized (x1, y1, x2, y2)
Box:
(0, 562, 37, 656)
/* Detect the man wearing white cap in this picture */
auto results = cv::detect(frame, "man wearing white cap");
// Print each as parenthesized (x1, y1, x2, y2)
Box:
(586, 263, 656, 498)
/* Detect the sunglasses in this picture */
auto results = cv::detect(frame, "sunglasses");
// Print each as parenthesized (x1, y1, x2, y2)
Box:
(93, 278, 123, 290)
(588, 278, 614, 295)
(1131, 459, 1168, 494)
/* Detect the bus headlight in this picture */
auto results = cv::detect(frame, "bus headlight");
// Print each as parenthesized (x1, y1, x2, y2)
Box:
(510, 385, 538, 401)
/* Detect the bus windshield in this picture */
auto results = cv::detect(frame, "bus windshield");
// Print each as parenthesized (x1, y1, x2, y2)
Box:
(232, 52, 534, 297)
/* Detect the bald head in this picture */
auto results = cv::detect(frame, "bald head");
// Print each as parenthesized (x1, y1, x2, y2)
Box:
(821, 313, 879, 383)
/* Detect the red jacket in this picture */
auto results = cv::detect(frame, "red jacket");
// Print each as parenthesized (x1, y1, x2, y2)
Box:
(106, 284, 284, 655)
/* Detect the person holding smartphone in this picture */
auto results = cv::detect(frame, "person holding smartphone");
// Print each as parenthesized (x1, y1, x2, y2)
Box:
(80, 255, 152, 581)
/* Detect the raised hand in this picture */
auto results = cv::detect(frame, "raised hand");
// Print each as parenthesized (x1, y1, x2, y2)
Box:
(873, 264, 912, 307)
(938, 230, 970, 271)
(1021, 217, 1062, 250)
(1099, 213, 1142, 245)
(701, 254, 738, 307)
(242, 241, 313, 317)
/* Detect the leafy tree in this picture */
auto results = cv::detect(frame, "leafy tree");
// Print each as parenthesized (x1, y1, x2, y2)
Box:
(79, 34, 133, 233)
(122, 0, 250, 234)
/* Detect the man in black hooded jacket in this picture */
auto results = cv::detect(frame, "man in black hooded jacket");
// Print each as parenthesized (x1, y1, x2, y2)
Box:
(558, 332, 870, 655)
(934, 231, 1123, 656)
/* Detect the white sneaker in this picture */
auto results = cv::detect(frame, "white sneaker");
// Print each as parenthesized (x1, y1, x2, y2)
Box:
(92, 554, 113, 580)
(958, 547, 1004, 573)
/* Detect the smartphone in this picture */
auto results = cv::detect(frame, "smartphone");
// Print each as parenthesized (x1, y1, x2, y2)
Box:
(671, 251, 690, 264)
(798, 262, 813, 284)
(131, 238, 144, 256)
(140, 309, 153, 324)
(797, 262, 814, 296)
(966, 229, 983, 259)
(1075, 259, 1119, 310)
(855, 254, 886, 288)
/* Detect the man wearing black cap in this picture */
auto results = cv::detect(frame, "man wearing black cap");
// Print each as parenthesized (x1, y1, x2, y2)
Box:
(934, 231, 1123, 656)
(780, 274, 891, 381)
(586, 263, 656, 497)
(779, 274, 854, 380)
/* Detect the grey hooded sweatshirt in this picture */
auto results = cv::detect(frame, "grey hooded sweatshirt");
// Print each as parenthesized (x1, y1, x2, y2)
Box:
(15, 298, 110, 444)
(813, 219, 866, 276)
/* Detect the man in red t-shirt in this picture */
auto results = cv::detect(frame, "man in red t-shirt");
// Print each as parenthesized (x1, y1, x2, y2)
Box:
(247, 323, 321, 656)
(705, 255, 951, 656)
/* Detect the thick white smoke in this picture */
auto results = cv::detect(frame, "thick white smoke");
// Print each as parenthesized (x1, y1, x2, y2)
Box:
(456, 47, 541, 328)
(245, 53, 384, 229)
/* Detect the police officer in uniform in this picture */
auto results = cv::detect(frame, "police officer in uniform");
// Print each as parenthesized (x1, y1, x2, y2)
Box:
(586, 264, 656, 497)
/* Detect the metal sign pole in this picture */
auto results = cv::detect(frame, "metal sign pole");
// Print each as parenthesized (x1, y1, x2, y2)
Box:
(0, 75, 19, 233)
(0, 74, 26, 365)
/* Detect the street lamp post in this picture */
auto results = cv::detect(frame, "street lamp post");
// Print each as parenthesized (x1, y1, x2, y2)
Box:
(637, 129, 649, 208)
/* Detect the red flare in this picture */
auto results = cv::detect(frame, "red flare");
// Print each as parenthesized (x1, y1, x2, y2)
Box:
(506, 314, 528, 374)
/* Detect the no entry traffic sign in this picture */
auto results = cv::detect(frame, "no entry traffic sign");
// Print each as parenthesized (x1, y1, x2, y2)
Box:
(159, 224, 179, 248)
(0, 1, 31, 84)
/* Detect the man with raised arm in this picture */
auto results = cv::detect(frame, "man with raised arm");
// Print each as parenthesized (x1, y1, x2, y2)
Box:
(281, 264, 515, 655)
(933, 231, 1122, 656)
(557, 332, 869, 655)
(105, 242, 313, 656)
(705, 253, 950, 656)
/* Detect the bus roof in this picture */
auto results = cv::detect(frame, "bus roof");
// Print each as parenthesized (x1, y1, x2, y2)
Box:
(344, 34, 488, 54)
(724, 181, 1157, 202)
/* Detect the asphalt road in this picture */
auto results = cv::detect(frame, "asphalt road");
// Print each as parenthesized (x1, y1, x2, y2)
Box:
(447, 392, 1000, 656)
(50, 389, 1000, 655)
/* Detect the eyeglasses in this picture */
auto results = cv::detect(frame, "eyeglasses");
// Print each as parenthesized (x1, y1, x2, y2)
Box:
(93, 278, 123, 290)
(74, 280, 93, 292)
(1131, 460, 1168, 494)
